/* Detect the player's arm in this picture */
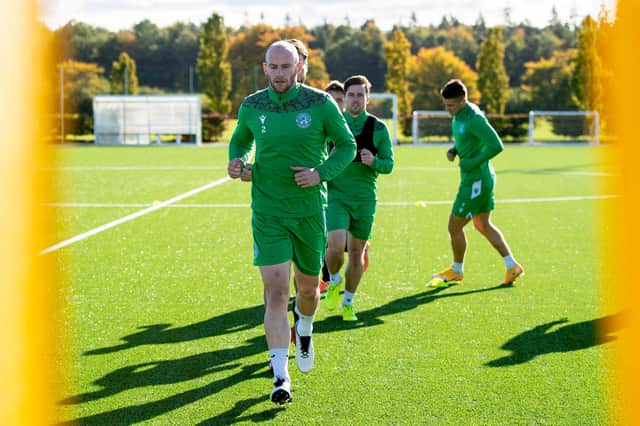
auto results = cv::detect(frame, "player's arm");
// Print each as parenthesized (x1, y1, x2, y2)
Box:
(228, 104, 255, 165)
(315, 100, 356, 181)
(460, 115, 504, 172)
(368, 121, 394, 174)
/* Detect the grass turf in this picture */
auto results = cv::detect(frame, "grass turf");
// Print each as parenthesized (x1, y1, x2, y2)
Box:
(47, 144, 620, 424)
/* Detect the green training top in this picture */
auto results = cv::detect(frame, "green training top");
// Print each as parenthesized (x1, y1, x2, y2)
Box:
(229, 83, 356, 217)
(328, 111, 394, 202)
(452, 102, 504, 183)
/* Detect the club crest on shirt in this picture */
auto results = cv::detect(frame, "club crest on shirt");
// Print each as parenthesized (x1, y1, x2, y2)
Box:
(296, 112, 312, 129)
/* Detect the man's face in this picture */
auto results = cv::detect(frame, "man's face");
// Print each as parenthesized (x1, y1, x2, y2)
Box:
(328, 90, 345, 111)
(263, 46, 299, 93)
(443, 96, 466, 117)
(345, 84, 368, 116)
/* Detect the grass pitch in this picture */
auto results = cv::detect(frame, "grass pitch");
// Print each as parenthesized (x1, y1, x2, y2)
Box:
(48, 144, 620, 425)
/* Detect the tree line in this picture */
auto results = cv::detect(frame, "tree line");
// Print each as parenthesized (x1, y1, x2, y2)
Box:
(45, 6, 612, 139)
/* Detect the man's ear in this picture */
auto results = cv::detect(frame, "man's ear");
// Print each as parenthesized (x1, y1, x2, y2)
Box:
(262, 62, 268, 75)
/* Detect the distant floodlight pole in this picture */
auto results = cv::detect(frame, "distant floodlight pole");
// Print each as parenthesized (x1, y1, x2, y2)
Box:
(59, 65, 64, 143)
(189, 66, 194, 94)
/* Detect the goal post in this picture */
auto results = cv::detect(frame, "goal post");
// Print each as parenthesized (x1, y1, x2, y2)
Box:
(528, 110, 600, 145)
(411, 110, 451, 145)
(368, 93, 398, 145)
(93, 95, 202, 145)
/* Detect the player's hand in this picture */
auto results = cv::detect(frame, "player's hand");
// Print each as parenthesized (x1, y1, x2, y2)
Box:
(240, 163, 252, 182)
(360, 148, 374, 166)
(291, 166, 320, 188)
(446, 147, 457, 162)
(227, 158, 244, 179)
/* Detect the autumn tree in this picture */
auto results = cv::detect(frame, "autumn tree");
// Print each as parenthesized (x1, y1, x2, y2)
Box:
(570, 15, 603, 113)
(110, 52, 138, 94)
(228, 23, 275, 109)
(385, 28, 414, 135)
(408, 46, 479, 111)
(58, 60, 110, 133)
(521, 49, 576, 110)
(476, 27, 509, 113)
(196, 13, 232, 114)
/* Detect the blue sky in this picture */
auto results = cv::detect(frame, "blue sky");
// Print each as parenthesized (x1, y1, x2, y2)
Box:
(41, 0, 616, 31)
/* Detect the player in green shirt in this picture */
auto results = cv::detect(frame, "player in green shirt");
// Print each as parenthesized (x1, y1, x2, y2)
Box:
(324, 75, 394, 321)
(430, 79, 524, 287)
(227, 41, 356, 405)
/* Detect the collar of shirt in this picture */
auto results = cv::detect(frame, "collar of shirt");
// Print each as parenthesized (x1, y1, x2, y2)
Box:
(267, 83, 301, 105)
(344, 110, 369, 126)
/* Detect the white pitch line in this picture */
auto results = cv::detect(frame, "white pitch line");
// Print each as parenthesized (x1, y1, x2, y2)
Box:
(45, 194, 618, 210)
(382, 194, 618, 206)
(47, 165, 227, 171)
(47, 165, 617, 177)
(40, 176, 231, 255)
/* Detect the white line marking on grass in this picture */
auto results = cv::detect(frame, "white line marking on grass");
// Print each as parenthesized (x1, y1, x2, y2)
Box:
(48, 165, 617, 177)
(48, 166, 226, 171)
(382, 194, 618, 207)
(40, 176, 231, 255)
(45, 194, 618, 210)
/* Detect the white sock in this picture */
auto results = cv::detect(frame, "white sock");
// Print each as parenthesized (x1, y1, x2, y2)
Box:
(294, 304, 316, 336)
(342, 290, 355, 306)
(452, 262, 464, 274)
(329, 272, 341, 285)
(269, 348, 290, 381)
(503, 254, 516, 269)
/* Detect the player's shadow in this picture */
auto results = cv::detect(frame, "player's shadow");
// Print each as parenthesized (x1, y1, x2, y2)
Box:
(314, 283, 512, 333)
(57, 361, 277, 426)
(84, 304, 265, 355)
(61, 335, 269, 405)
(485, 311, 628, 367)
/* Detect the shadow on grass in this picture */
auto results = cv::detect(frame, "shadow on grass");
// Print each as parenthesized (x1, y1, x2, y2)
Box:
(314, 283, 512, 334)
(485, 311, 629, 367)
(64, 283, 510, 423)
(57, 361, 279, 425)
(85, 304, 265, 355)
(61, 335, 269, 405)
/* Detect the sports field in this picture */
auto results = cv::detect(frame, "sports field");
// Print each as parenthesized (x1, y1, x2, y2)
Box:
(47, 144, 620, 424)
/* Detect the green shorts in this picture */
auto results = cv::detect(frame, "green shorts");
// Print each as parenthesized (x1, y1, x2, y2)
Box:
(452, 176, 495, 218)
(326, 198, 376, 241)
(252, 211, 326, 276)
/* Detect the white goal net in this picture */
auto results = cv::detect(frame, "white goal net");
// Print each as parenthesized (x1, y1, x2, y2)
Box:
(368, 93, 398, 145)
(411, 110, 452, 145)
(528, 110, 600, 145)
(93, 95, 202, 145)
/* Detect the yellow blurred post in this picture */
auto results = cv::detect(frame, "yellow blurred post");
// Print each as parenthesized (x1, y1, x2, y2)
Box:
(609, 0, 640, 424)
(0, 0, 55, 424)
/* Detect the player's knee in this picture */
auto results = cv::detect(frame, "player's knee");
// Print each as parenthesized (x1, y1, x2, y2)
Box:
(264, 286, 289, 307)
(296, 279, 318, 299)
(473, 220, 488, 234)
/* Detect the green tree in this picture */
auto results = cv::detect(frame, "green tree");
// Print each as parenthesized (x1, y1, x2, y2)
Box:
(385, 28, 414, 135)
(521, 49, 576, 110)
(570, 15, 603, 112)
(196, 13, 232, 114)
(110, 52, 139, 94)
(477, 27, 509, 113)
(324, 20, 387, 89)
(408, 46, 479, 111)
